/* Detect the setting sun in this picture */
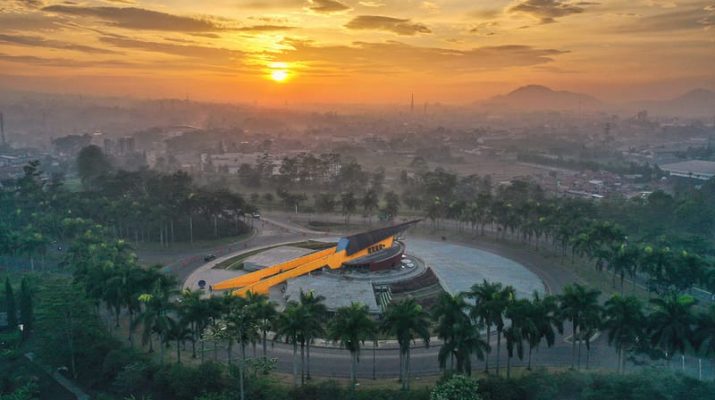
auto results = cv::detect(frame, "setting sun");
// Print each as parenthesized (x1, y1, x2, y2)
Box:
(271, 69, 288, 82)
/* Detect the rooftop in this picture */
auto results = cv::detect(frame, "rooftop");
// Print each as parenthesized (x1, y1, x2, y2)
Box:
(660, 160, 715, 180)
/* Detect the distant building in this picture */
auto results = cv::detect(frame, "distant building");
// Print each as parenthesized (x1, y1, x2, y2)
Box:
(660, 160, 715, 181)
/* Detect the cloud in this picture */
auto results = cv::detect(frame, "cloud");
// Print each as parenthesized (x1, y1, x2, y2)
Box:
(0, 12, 62, 31)
(277, 39, 566, 73)
(307, 0, 351, 13)
(345, 15, 431, 35)
(236, 25, 297, 32)
(509, 0, 595, 23)
(241, 0, 304, 9)
(0, 33, 117, 54)
(618, 6, 715, 32)
(0, 52, 134, 68)
(359, 1, 385, 7)
(8, 0, 44, 9)
(99, 36, 243, 63)
(42, 5, 231, 31)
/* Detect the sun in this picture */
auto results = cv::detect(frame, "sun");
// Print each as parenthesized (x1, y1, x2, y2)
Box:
(271, 69, 288, 82)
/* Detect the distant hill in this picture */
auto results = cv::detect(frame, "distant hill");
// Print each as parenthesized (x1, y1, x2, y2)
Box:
(482, 85, 603, 111)
(630, 88, 715, 118)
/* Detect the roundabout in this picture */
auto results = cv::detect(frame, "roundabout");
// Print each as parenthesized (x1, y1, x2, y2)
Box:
(174, 216, 587, 380)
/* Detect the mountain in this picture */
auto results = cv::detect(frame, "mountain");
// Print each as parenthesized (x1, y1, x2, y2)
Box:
(634, 89, 715, 118)
(482, 85, 603, 111)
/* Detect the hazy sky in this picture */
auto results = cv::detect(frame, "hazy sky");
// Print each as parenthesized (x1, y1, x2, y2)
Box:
(0, 0, 713, 103)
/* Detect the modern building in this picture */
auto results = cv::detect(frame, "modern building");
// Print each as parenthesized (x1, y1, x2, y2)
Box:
(660, 160, 715, 181)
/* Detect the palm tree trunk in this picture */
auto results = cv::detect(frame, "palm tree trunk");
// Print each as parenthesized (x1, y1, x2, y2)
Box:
(160, 334, 165, 366)
(405, 349, 411, 391)
(496, 329, 502, 376)
(351, 351, 358, 390)
(177, 340, 181, 364)
(292, 342, 298, 387)
(227, 341, 233, 365)
(506, 355, 511, 379)
(528, 346, 533, 370)
(300, 342, 305, 384)
(372, 340, 376, 380)
(485, 325, 491, 373)
(189, 214, 194, 244)
(306, 340, 312, 380)
(571, 322, 577, 369)
(201, 339, 205, 363)
(240, 343, 246, 400)
(262, 330, 268, 359)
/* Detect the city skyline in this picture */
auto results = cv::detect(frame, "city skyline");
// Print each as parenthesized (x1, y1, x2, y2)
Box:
(0, 0, 713, 103)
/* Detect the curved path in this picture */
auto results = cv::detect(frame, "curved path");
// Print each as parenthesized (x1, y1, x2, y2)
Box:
(172, 213, 619, 378)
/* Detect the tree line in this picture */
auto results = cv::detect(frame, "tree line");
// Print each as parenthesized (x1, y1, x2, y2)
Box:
(0, 154, 257, 269)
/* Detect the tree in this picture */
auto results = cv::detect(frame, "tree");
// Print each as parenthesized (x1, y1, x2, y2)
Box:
(4, 278, 17, 329)
(178, 288, 210, 359)
(35, 279, 106, 379)
(245, 292, 276, 361)
(433, 293, 488, 377)
(383, 191, 400, 220)
(340, 192, 357, 225)
(165, 316, 192, 364)
(488, 285, 515, 376)
(328, 303, 376, 389)
(361, 189, 379, 224)
(467, 280, 503, 374)
(648, 294, 696, 366)
(225, 297, 257, 400)
(133, 278, 175, 363)
(298, 290, 326, 382)
(381, 298, 431, 390)
(559, 283, 601, 369)
(525, 292, 562, 369)
(19, 277, 33, 339)
(275, 301, 309, 387)
(77, 145, 112, 189)
(603, 295, 644, 373)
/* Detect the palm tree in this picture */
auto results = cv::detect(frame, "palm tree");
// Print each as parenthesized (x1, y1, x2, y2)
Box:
(492, 285, 515, 375)
(432, 293, 469, 376)
(275, 301, 309, 387)
(298, 290, 326, 382)
(328, 303, 376, 389)
(381, 298, 431, 390)
(648, 294, 696, 367)
(226, 297, 257, 400)
(245, 291, 277, 361)
(603, 295, 644, 373)
(467, 280, 503, 374)
(525, 292, 562, 369)
(436, 317, 489, 377)
(503, 325, 523, 379)
(178, 288, 210, 358)
(559, 283, 601, 369)
(165, 316, 192, 364)
(133, 277, 176, 364)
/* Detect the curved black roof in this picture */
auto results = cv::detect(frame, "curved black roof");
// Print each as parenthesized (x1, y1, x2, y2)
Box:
(340, 220, 420, 256)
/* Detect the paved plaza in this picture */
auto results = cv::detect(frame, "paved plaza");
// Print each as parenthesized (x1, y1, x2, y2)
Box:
(407, 238, 546, 299)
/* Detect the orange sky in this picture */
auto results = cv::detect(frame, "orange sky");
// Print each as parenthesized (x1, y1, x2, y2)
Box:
(0, 0, 713, 103)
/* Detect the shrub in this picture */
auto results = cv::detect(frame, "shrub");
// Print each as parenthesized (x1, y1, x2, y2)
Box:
(431, 375, 480, 400)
